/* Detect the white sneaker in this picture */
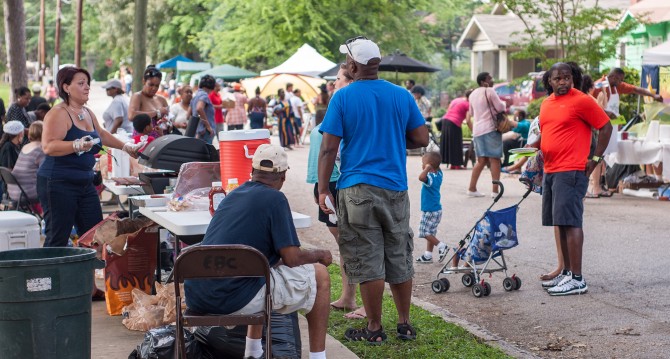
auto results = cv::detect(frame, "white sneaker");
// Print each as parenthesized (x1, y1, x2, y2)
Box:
(491, 192, 500, 198)
(542, 271, 571, 289)
(547, 277, 588, 296)
(437, 245, 449, 262)
(467, 190, 485, 197)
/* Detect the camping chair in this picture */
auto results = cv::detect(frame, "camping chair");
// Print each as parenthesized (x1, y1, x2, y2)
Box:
(173, 244, 272, 359)
(0, 166, 42, 221)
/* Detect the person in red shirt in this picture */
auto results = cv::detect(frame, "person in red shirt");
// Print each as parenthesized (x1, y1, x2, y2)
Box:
(209, 81, 224, 135)
(440, 89, 472, 169)
(534, 62, 612, 296)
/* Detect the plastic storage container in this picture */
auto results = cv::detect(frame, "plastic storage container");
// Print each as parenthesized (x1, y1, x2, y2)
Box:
(0, 211, 40, 252)
(218, 129, 270, 185)
(0, 247, 104, 359)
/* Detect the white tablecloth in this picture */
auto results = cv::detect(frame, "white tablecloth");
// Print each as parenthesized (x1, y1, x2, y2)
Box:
(138, 207, 311, 236)
(606, 139, 669, 179)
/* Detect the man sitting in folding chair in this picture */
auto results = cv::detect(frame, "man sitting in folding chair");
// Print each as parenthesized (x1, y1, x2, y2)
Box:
(185, 144, 333, 359)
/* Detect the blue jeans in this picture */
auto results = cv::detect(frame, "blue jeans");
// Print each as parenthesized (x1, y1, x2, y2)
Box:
(198, 129, 215, 145)
(37, 176, 103, 247)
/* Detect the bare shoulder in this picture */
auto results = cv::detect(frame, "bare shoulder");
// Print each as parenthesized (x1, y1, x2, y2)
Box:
(44, 105, 70, 123)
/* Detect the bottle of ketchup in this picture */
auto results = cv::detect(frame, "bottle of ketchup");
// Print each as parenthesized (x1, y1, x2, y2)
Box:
(209, 181, 226, 216)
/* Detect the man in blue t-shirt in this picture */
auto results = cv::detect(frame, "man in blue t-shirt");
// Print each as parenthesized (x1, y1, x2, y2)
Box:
(317, 37, 428, 344)
(185, 144, 333, 359)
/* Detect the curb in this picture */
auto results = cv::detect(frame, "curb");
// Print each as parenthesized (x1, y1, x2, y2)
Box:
(411, 296, 542, 359)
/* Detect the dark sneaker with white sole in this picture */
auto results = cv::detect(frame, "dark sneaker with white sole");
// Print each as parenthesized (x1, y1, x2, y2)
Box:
(547, 278, 588, 296)
(415, 254, 433, 263)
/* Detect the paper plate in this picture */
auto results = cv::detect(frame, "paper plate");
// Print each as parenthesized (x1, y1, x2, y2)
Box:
(509, 148, 538, 154)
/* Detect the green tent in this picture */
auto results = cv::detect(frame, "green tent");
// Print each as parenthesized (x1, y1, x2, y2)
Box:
(190, 64, 258, 85)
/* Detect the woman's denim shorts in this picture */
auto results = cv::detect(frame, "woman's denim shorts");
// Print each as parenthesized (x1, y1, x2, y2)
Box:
(473, 131, 502, 158)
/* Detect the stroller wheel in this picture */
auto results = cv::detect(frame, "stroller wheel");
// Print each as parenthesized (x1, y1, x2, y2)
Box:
(431, 280, 445, 293)
(503, 277, 515, 291)
(483, 282, 492, 296)
(472, 284, 484, 298)
(440, 278, 450, 292)
(514, 276, 522, 290)
(462, 273, 475, 287)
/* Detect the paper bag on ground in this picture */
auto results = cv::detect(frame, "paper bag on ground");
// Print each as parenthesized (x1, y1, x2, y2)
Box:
(104, 224, 159, 316)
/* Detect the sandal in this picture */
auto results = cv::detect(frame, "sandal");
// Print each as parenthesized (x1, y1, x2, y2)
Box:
(598, 191, 614, 198)
(344, 326, 386, 345)
(584, 192, 600, 199)
(396, 322, 417, 340)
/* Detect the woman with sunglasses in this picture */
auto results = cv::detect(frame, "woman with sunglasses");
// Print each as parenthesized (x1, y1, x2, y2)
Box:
(128, 65, 170, 138)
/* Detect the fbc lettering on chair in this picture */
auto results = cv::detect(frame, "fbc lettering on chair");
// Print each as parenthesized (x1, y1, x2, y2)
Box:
(203, 255, 237, 270)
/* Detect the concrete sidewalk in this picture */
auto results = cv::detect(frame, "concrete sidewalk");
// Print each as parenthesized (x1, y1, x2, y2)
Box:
(91, 286, 358, 359)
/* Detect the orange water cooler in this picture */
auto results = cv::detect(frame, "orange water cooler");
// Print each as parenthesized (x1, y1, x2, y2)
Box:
(218, 129, 271, 185)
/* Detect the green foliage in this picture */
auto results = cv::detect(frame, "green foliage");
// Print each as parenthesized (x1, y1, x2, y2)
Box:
(326, 265, 512, 358)
(499, 0, 637, 71)
(194, 0, 442, 72)
(526, 96, 545, 119)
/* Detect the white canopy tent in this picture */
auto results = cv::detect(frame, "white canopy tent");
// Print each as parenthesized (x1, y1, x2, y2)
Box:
(260, 44, 336, 77)
(643, 40, 670, 66)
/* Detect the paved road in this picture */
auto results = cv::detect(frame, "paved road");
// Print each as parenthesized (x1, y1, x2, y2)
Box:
(281, 140, 670, 359)
(86, 83, 670, 358)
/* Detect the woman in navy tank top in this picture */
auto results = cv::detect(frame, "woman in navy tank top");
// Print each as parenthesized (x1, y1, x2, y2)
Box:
(38, 67, 139, 249)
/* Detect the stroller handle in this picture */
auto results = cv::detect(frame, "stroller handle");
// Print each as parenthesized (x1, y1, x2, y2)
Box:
(492, 180, 504, 202)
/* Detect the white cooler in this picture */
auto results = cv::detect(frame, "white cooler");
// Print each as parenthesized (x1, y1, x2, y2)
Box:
(0, 211, 41, 251)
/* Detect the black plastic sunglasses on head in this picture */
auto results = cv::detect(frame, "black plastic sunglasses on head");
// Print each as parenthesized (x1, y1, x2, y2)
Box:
(344, 36, 368, 57)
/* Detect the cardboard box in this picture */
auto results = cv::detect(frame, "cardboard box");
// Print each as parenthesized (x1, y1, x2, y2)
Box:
(618, 180, 668, 193)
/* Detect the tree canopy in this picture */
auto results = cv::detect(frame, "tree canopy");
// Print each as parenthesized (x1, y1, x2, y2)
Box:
(12, 0, 471, 76)
(498, 0, 636, 71)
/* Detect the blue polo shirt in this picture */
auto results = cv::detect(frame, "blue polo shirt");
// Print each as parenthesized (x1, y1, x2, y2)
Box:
(421, 170, 443, 212)
(320, 79, 425, 191)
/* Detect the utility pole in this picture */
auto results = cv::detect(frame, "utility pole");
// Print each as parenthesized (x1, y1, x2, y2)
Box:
(55, 0, 61, 58)
(74, 0, 83, 67)
(39, 0, 45, 80)
(132, 0, 148, 93)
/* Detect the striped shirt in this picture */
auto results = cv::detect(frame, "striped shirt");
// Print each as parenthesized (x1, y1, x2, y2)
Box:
(9, 145, 46, 201)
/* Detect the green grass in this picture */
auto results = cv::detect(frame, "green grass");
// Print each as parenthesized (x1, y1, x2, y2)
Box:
(0, 82, 10, 103)
(326, 265, 512, 359)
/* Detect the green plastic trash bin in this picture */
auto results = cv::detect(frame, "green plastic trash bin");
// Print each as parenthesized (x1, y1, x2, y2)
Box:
(0, 247, 104, 359)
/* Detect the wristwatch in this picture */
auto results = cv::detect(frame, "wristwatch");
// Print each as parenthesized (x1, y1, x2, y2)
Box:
(590, 155, 602, 163)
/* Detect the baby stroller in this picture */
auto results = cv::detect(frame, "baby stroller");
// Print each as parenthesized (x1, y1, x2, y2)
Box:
(432, 180, 533, 298)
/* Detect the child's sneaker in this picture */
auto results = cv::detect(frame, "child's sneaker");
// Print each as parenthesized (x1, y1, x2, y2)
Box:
(542, 271, 571, 289)
(437, 245, 449, 262)
(415, 254, 433, 263)
(547, 278, 588, 296)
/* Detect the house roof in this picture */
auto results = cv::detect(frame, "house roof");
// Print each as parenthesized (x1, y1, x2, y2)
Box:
(456, 14, 547, 49)
(628, 0, 670, 24)
(458, 0, 631, 50)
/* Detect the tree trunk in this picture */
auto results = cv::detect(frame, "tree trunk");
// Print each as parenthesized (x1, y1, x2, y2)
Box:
(4, 0, 27, 102)
(132, 0, 147, 93)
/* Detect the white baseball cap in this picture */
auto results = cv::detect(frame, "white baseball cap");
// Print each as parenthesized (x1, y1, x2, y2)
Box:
(32, 84, 42, 93)
(252, 144, 289, 173)
(3, 121, 25, 135)
(339, 37, 381, 65)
